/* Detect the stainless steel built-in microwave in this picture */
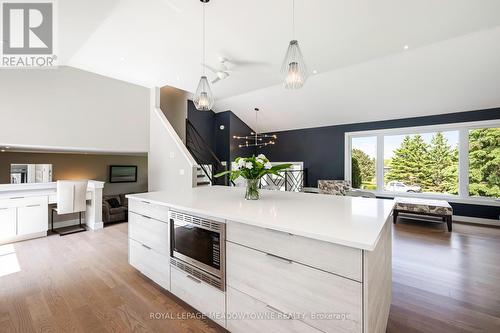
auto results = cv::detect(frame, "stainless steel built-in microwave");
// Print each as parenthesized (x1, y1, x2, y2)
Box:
(170, 210, 225, 290)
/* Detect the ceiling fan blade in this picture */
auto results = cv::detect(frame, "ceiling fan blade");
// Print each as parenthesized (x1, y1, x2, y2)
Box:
(202, 63, 219, 74)
(226, 59, 269, 67)
(211, 77, 221, 84)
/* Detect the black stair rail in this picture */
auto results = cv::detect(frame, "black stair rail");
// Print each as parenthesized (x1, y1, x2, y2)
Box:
(260, 169, 307, 192)
(186, 119, 233, 186)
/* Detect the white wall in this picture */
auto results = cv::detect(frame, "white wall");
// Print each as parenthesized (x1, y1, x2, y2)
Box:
(149, 88, 197, 191)
(159, 86, 189, 143)
(0, 66, 150, 153)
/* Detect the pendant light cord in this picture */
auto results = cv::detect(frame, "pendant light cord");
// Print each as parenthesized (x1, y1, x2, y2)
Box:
(292, 0, 295, 39)
(202, 3, 206, 75)
(255, 109, 258, 145)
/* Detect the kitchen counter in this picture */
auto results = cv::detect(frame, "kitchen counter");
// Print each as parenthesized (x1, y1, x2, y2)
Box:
(127, 185, 393, 332)
(127, 185, 393, 251)
(0, 181, 104, 199)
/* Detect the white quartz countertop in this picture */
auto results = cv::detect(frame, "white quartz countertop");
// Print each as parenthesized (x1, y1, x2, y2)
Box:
(127, 186, 394, 251)
(0, 181, 105, 199)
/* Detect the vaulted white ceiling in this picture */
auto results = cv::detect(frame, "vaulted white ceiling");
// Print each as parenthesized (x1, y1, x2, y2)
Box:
(60, 0, 500, 131)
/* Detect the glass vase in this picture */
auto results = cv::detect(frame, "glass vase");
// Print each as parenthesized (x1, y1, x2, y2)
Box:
(245, 178, 260, 200)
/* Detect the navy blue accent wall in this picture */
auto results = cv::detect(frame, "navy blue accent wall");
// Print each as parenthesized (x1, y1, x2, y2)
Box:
(187, 103, 255, 166)
(228, 112, 257, 161)
(214, 111, 231, 162)
(187, 101, 216, 151)
(259, 108, 500, 220)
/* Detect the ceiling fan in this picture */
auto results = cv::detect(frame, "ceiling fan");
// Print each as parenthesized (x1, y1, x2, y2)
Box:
(202, 57, 233, 84)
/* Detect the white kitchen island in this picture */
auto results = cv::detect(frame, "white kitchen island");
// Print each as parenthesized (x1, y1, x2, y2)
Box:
(126, 186, 394, 333)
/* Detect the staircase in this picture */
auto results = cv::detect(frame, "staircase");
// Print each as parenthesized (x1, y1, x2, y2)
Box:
(186, 119, 233, 186)
(196, 165, 212, 186)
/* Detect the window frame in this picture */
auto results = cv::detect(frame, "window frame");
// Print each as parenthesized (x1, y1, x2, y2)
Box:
(345, 119, 500, 206)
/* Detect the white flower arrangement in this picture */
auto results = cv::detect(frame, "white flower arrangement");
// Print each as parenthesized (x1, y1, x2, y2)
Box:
(215, 154, 291, 181)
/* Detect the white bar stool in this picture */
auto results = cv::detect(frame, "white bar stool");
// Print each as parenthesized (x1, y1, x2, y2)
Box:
(51, 180, 88, 236)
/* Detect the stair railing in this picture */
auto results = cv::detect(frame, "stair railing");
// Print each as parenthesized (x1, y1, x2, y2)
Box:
(186, 119, 233, 186)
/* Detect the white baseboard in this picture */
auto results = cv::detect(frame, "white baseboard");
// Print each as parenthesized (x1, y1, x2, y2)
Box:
(88, 222, 104, 230)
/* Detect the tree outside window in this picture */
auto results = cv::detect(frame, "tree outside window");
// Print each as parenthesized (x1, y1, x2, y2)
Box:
(469, 128, 500, 198)
(384, 131, 458, 195)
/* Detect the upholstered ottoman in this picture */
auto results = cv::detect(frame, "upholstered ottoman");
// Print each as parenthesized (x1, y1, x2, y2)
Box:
(393, 197, 453, 231)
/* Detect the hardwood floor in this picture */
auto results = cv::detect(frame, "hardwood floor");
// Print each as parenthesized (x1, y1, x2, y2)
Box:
(1, 219, 499, 333)
(388, 218, 500, 333)
(0, 224, 223, 333)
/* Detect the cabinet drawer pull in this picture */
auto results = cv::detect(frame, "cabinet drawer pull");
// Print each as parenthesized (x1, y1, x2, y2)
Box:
(141, 201, 151, 204)
(26, 204, 40, 208)
(186, 274, 202, 284)
(265, 305, 291, 319)
(0, 207, 9, 210)
(266, 253, 292, 264)
(141, 215, 151, 219)
(9, 196, 24, 199)
(141, 244, 152, 250)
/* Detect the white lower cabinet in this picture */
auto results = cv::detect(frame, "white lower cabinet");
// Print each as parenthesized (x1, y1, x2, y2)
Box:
(170, 266, 226, 328)
(129, 239, 170, 290)
(227, 286, 321, 333)
(0, 196, 48, 243)
(226, 241, 362, 333)
(17, 203, 47, 235)
(128, 199, 171, 291)
(0, 207, 17, 240)
(129, 212, 169, 256)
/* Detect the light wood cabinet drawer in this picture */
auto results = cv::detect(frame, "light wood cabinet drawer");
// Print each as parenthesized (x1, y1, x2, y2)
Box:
(129, 212, 169, 256)
(170, 266, 226, 328)
(129, 199, 169, 222)
(227, 286, 321, 333)
(129, 238, 170, 290)
(227, 222, 362, 281)
(227, 242, 362, 333)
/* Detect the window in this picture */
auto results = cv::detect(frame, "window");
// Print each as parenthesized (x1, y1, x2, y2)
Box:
(383, 131, 458, 195)
(468, 128, 500, 198)
(345, 120, 500, 202)
(351, 137, 377, 190)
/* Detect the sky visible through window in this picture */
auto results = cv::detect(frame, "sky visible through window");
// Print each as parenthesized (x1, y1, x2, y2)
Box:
(352, 132, 459, 159)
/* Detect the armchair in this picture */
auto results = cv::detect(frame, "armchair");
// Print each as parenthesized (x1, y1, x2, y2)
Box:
(102, 194, 128, 223)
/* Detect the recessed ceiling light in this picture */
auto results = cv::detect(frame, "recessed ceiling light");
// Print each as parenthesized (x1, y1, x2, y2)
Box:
(404, 45, 409, 50)
(312, 70, 318, 74)
(119, 57, 125, 61)
(5, 146, 9, 149)
(1, 150, 5, 152)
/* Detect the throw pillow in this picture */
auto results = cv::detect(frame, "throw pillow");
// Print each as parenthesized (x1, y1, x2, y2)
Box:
(107, 198, 121, 208)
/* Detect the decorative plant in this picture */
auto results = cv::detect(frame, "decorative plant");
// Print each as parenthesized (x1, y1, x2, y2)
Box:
(214, 154, 291, 200)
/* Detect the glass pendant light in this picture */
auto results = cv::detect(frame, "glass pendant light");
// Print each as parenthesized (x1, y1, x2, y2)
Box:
(194, 0, 214, 111)
(281, 0, 308, 89)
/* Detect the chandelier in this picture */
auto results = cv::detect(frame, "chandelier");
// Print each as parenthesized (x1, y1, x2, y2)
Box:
(233, 108, 277, 148)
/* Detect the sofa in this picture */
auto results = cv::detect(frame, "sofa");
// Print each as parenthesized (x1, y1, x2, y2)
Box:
(102, 194, 128, 223)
